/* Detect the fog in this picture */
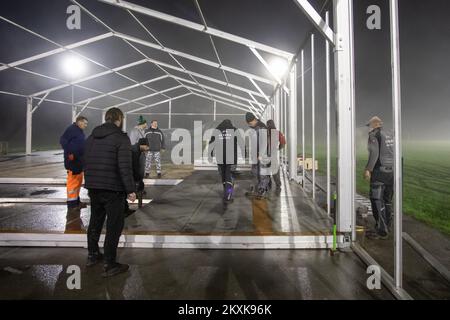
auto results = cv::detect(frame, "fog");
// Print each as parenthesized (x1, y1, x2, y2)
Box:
(0, 0, 449, 152)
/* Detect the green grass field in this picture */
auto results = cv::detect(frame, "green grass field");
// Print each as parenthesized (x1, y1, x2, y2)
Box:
(300, 141, 450, 236)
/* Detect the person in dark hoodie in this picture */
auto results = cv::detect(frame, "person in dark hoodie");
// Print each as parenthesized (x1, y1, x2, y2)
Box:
(245, 112, 271, 199)
(209, 119, 238, 203)
(84, 107, 136, 278)
(59, 116, 88, 211)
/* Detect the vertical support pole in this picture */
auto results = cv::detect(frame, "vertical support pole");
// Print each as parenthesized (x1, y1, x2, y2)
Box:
(169, 100, 172, 129)
(26, 97, 32, 155)
(284, 91, 288, 166)
(279, 89, 283, 166)
(333, 0, 355, 234)
(389, 0, 403, 289)
(213, 101, 216, 122)
(123, 113, 127, 132)
(311, 34, 316, 200)
(102, 110, 106, 124)
(279, 88, 291, 165)
(301, 50, 306, 187)
(288, 64, 298, 181)
(326, 11, 331, 216)
(71, 85, 77, 123)
(274, 90, 280, 129)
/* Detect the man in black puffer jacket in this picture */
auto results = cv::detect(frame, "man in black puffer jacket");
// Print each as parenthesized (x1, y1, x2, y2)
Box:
(84, 107, 136, 278)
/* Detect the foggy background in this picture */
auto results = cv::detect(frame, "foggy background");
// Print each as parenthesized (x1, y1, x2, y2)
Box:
(0, 0, 449, 152)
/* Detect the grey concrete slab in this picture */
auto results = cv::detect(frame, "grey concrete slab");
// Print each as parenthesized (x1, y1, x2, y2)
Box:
(0, 247, 394, 300)
(0, 170, 332, 235)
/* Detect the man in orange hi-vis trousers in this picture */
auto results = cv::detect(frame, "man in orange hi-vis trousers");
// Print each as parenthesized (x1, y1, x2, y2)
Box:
(60, 116, 88, 210)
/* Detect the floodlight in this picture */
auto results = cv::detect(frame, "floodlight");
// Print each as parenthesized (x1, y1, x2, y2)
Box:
(268, 57, 288, 79)
(62, 55, 86, 78)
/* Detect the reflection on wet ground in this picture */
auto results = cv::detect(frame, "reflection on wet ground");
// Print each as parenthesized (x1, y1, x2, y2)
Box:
(0, 247, 394, 300)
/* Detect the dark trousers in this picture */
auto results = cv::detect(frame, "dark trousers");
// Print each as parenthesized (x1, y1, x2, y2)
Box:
(87, 189, 126, 265)
(370, 170, 394, 236)
(271, 170, 281, 188)
(218, 164, 233, 185)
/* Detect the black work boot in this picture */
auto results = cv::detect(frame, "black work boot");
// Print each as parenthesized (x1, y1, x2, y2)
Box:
(86, 252, 104, 267)
(102, 262, 129, 278)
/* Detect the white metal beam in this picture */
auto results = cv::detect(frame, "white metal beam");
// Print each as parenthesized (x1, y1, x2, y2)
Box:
(75, 75, 169, 105)
(249, 47, 290, 93)
(75, 100, 91, 118)
(248, 77, 271, 103)
(0, 32, 114, 72)
(109, 85, 183, 109)
(26, 97, 32, 155)
(288, 64, 298, 181)
(333, 0, 355, 233)
(311, 34, 316, 199)
(171, 75, 265, 108)
(0, 15, 171, 102)
(389, 0, 403, 290)
(191, 92, 251, 113)
(144, 56, 267, 99)
(114, 32, 275, 86)
(126, 93, 191, 114)
(31, 92, 49, 114)
(0, 90, 104, 110)
(31, 59, 147, 97)
(293, 0, 335, 45)
(98, 0, 294, 59)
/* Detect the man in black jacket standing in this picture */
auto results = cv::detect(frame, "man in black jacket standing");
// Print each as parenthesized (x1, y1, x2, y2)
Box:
(84, 107, 136, 277)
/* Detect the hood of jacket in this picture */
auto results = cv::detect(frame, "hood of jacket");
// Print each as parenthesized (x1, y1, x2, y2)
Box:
(91, 122, 122, 139)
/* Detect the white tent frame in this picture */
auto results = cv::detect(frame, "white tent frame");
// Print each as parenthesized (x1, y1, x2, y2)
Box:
(0, 0, 408, 298)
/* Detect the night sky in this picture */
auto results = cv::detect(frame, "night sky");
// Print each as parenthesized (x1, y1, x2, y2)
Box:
(0, 0, 449, 152)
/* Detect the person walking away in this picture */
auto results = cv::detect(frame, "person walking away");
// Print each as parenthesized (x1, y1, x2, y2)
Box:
(125, 137, 150, 216)
(244, 112, 271, 199)
(364, 116, 394, 240)
(209, 119, 238, 203)
(266, 119, 286, 191)
(84, 107, 136, 277)
(129, 115, 147, 145)
(60, 116, 88, 211)
(145, 120, 165, 178)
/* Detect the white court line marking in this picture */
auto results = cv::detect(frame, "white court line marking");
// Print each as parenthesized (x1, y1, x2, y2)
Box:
(0, 198, 152, 204)
(0, 178, 182, 186)
(279, 170, 301, 233)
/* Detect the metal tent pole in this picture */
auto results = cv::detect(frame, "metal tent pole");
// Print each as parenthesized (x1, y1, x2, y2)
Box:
(26, 97, 32, 155)
(389, 0, 403, 289)
(169, 100, 172, 128)
(333, 0, 355, 234)
(301, 50, 306, 187)
(311, 34, 316, 200)
(326, 11, 331, 216)
(288, 64, 298, 181)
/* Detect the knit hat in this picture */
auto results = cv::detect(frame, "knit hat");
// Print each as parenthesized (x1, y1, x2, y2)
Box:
(245, 112, 256, 123)
(365, 116, 383, 127)
(137, 115, 147, 125)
